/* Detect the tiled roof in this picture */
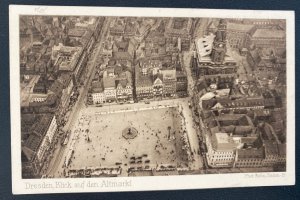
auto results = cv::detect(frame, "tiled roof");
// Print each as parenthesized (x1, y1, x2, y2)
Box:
(91, 81, 104, 93)
(252, 28, 285, 38)
(136, 68, 153, 87)
(236, 148, 264, 159)
(30, 114, 54, 136)
(48, 80, 64, 95)
(264, 140, 279, 156)
(227, 22, 255, 32)
(116, 79, 128, 88)
(161, 69, 176, 81)
(113, 52, 133, 60)
(57, 72, 73, 88)
(211, 132, 238, 151)
(68, 28, 86, 37)
(277, 143, 286, 156)
(24, 134, 42, 152)
(103, 77, 116, 89)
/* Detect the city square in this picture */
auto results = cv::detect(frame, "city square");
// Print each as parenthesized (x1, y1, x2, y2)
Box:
(60, 105, 190, 177)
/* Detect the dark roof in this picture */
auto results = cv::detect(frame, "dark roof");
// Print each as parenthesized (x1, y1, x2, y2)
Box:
(91, 81, 104, 93)
(227, 22, 255, 32)
(252, 28, 285, 38)
(24, 134, 42, 153)
(30, 114, 54, 136)
(49, 80, 64, 94)
(216, 97, 265, 109)
(116, 79, 128, 88)
(58, 72, 73, 88)
(277, 143, 286, 156)
(68, 28, 86, 37)
(113, 52, 133, 60)
(237, 148, 264, 159)
(103, 77, 116, 88)
(264, 140, 279, 156)
(136, 74, 153, 87)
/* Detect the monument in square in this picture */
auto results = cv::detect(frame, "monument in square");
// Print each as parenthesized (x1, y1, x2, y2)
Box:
(122, 126, 138, 139)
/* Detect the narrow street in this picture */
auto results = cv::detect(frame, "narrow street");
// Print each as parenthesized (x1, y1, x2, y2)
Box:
(193, 18, 210, 39)
(231, 50, 252, 81)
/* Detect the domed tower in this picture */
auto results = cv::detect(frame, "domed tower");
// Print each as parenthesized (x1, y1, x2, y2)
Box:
(211, 19, 227, 64)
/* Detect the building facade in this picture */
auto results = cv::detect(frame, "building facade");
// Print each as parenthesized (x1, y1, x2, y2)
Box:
(195, 19, 238, 81)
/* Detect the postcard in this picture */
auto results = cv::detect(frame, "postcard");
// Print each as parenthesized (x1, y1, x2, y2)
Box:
(9, 5, 295, 194)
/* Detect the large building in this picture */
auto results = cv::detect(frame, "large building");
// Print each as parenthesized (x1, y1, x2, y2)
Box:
(234, 148, 264, 168)
(226, 22, 255, 49)
(57, 72, 74, 109)
(205, 113, 260, 168)
(208, 20, 255, 50)
(176, 70, 188, 97)
(250, 28, 286, 50)
(51, 43, 82, 71)
(194, 19, 238, 86)
(134, 58, 185, 100)
(135, 64, 154, 100)
(206, 131, 241, 168)
(21, 114, 58, 178)
(115, 71, 133, 102)
(103, 77, 117, 102)
(161, 69, 177, 97)
(91, 81, 106, 104)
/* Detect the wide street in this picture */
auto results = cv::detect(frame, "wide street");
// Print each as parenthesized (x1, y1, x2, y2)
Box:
(47, 17, 112, 176)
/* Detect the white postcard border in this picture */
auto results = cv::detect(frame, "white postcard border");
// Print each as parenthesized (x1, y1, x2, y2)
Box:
(9, 5, 295, 194)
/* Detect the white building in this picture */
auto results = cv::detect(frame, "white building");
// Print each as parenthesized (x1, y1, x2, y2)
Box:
(206, 130, 242, 168)
(103, 77, 116, 102)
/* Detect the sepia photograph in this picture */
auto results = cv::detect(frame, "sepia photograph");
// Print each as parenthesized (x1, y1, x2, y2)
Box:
(9, 5, 295, 194)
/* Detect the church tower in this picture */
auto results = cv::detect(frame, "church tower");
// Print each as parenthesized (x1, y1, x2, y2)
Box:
(211, 19, 227, 64)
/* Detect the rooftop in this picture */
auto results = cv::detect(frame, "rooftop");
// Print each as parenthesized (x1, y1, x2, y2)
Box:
(135, 66, 153, 87)
(52, 44, 82, 71)
(68, 28, 86, 38)
(161, 69, 176, 81)
(264, 140, 279, 156)
(196, 34, 215, 58)
(252, 28, 285, 39)
(165, 18, 192, 36)
(236, 148, 264, 159)
(227, 22, 255, 32)
(103, 77, 116, 89)
(211, 132, 240, 151)
(91, 81, 104, 93)
(57, 72, 73, 88)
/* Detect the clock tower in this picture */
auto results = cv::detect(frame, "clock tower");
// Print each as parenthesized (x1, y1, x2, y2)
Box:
(211, 19, 227, 64)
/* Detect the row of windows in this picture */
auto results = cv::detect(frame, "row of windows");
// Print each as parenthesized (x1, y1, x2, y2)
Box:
(31, 97, 47, 102)
(93, 93, 105, 97)
(237, 159, 262, 162)
(236, 162, 262, 166)
(210, 158, 233, 162)
(213, 151, 233, 155)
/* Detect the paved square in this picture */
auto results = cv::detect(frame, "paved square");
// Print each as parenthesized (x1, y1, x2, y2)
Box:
(68, 107, 189, 174)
